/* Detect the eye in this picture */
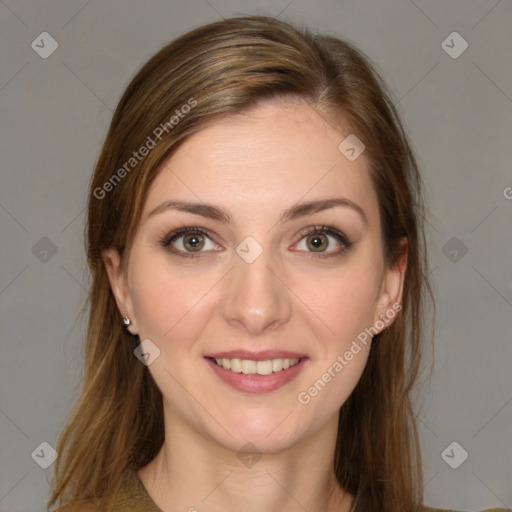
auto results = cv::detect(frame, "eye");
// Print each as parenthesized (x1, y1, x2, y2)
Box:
(293, 225, 352, 258)
(160, 225, 352, 260)
(160, 227, 219, 258)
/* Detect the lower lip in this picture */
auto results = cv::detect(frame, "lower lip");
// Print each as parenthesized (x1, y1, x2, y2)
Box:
(205, 357, 308, 393)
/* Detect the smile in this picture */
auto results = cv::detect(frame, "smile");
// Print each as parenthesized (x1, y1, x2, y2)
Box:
(211, 357, 300, 375)
(205, 356, 308, 393)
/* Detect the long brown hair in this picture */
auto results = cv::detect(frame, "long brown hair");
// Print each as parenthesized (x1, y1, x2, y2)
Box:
(48, 15, 433, 512)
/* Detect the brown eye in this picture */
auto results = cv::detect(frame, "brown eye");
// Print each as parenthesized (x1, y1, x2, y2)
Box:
(182, 232, 205, 252)
(160, 227, 218, 258)
(306, 232, 329, 252)
(293, 226, 352, 259)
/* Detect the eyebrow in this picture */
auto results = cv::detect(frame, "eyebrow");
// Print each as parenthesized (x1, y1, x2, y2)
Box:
(147, 197, 368, 226)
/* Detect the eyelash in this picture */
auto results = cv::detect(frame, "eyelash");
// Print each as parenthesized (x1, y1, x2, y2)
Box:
(159, 225, 353, 260)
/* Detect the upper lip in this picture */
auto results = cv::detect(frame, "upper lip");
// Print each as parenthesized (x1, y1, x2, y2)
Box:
(204, 349, 308, 360)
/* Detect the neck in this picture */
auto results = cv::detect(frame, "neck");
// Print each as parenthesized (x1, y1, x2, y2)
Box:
(137, 411, 353, 512)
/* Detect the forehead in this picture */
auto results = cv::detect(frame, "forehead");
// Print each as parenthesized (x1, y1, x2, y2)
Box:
(143, 100, 379, 224)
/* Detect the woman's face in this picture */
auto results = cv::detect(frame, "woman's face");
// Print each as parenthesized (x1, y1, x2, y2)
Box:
(104, 100, 405, 453)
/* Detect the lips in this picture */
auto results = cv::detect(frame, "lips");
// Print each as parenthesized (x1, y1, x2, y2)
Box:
(204, 349, 308, 360)
(204, 349, 309, 393)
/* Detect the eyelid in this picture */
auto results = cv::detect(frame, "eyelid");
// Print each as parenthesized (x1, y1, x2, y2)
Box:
(290, 225, 352, 259)
(160, 224, 352, 259)
(160, 226, 218, 248)
(294, 225, 352, 248)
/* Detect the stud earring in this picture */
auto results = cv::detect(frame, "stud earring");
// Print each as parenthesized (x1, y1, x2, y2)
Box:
(123, 316, 131, 327)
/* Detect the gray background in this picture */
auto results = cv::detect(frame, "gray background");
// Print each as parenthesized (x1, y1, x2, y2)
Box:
(0, 1, 511, 511)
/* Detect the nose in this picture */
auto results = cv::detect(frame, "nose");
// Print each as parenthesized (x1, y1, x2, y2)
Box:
(221, 246, 292, 336)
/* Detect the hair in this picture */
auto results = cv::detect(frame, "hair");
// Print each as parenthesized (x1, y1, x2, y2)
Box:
(48, 15, 433, 512)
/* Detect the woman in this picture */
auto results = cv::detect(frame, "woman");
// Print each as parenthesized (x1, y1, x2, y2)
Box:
(47, 15, 507, 512)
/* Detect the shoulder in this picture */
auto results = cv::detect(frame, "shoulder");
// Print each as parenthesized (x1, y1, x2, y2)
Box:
(52, 501, 99, 512)
(53, 501, 510, 512)
(51, 468, 162, 512)
(421, 506, 510, 512)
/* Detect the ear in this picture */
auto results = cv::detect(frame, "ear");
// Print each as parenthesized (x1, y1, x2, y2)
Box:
(102, 248, 138, 335)
(372, 238, 407, 333)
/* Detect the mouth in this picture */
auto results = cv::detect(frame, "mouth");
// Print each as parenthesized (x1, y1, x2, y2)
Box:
(204, 352, 309, 393)
(207, 356, 302, 375)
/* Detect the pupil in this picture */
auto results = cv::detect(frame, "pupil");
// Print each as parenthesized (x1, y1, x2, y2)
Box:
(186, 234, 203, 250)
(310, 234, 326, 251)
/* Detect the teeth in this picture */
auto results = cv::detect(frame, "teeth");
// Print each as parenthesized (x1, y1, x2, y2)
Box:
(231, 358, 242, 373)
(242, 359, 257, 374)
(256, 360, 273, 375)
(212, 357, 300, 375)
(272, 359, 283, 372)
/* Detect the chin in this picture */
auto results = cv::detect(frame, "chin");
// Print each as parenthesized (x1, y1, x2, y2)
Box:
(207, 407, 307, 454)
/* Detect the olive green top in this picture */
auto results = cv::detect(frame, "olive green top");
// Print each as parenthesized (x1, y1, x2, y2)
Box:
(53, 469, 510, 511)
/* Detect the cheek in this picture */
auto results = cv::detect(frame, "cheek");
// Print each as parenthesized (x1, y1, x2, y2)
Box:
(296, 257, 382, 348)
(129, 256, 216, 347)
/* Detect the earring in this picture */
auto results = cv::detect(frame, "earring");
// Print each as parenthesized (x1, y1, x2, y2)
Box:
(123, 316, 131, 327)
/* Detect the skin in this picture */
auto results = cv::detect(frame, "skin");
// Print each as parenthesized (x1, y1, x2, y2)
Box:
(103, 99, 407, 512)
